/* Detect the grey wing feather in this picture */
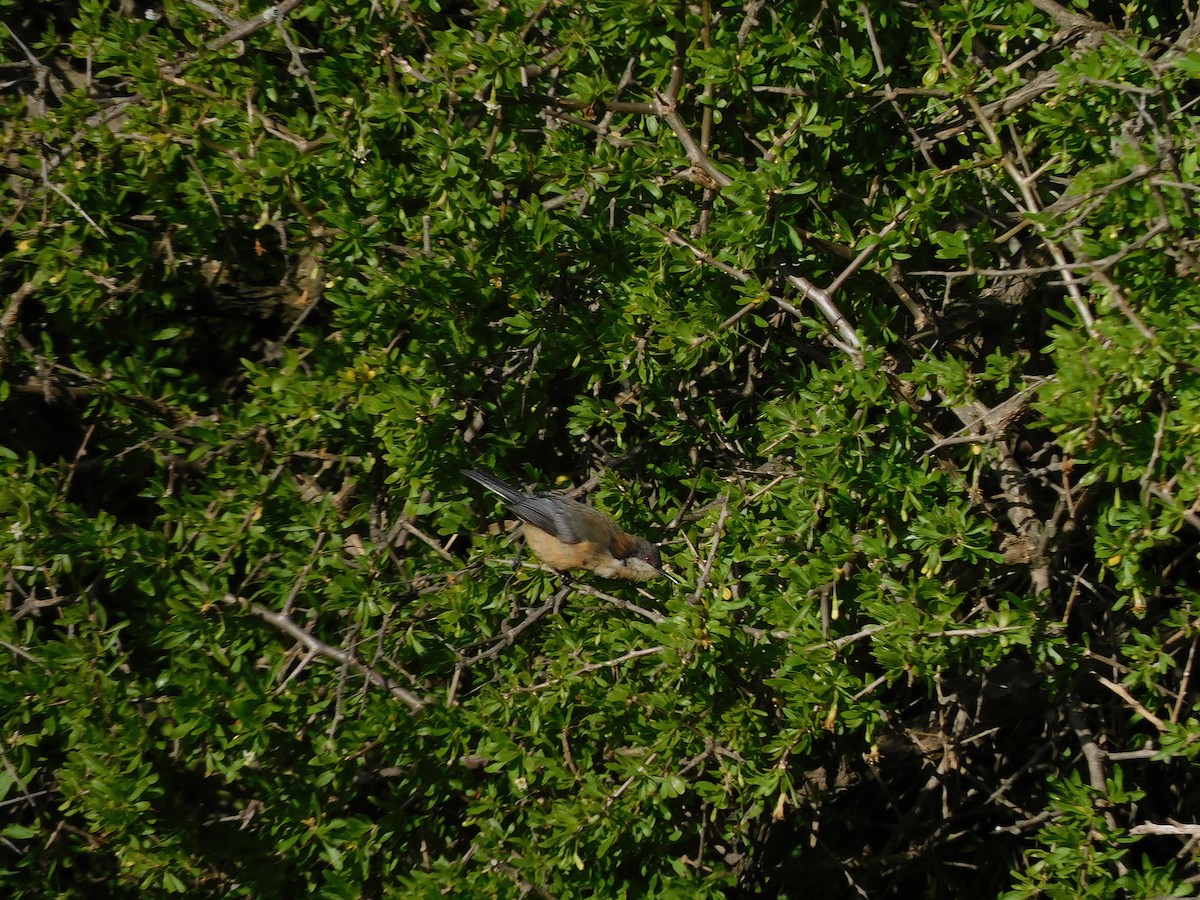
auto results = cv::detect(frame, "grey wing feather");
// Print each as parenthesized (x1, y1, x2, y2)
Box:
(465, 468, 604, 547)
(465, 469, 586, 543)
(508, 495, 585, 544)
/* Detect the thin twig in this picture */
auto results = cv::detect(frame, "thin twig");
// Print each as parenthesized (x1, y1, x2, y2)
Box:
(1097, 675, 1169, 733)
(513, 646, 666, 693)
(232, 595, 428, 712)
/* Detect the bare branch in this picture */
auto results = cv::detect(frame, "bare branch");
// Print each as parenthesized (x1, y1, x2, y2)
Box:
(232, 595, 429, 712)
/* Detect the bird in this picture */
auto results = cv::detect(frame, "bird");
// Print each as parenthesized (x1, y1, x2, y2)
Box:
(463, 468, 676, 582)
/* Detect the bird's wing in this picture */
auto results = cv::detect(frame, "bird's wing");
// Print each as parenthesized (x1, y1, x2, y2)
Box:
(509, 494, 608, 545)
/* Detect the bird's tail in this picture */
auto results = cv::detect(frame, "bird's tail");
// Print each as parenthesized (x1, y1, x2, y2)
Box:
(463, 468, 524, 504)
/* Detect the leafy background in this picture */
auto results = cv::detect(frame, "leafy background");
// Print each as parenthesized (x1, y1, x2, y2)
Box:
(2, 0, 1200, 896)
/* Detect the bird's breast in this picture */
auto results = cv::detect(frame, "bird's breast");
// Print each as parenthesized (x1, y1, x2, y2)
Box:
(523, 525, 604, 572)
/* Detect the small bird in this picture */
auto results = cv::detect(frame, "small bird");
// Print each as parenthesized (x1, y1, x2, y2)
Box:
(463, 469, 676, 582)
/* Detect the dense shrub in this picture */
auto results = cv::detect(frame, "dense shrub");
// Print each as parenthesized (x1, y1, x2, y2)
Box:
(2, 1, 1199, 896)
